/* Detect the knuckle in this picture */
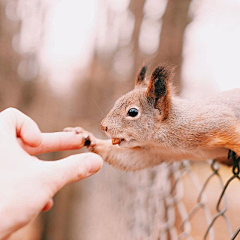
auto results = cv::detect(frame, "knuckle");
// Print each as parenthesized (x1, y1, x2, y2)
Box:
(3, 107, 18, 116)
(0, 108, 19, 128)
(77, 167, 87, 180)
(5, 107, 17, 112)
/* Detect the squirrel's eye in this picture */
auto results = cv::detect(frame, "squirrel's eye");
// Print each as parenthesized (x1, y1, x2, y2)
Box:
(127, 108, 138, 117)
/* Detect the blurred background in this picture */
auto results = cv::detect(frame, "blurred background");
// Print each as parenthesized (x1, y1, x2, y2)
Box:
(1, 0, 240, 239)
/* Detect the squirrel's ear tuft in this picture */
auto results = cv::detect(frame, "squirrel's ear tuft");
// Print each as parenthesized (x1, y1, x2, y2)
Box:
(146, 64, 174, 119)
(135, 64, 148, 87)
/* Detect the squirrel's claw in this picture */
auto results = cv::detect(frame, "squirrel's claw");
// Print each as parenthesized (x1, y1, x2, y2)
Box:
(63, 127, 84, 134)
(63, 127, 97, 149)
(84, 135, 91, 146)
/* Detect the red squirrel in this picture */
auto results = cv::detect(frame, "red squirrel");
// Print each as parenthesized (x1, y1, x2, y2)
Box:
(65, 64, 240, 171)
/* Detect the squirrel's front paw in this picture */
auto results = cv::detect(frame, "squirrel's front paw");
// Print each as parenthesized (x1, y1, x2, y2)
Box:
(63, 127, 97, 149)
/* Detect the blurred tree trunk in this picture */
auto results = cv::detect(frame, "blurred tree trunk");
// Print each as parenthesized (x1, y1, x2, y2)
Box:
(0, 0, 22, 108)
(154, 0, 192, 89)
(129, 0, 146, 77)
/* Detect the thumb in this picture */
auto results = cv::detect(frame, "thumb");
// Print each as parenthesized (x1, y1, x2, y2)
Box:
(44, 153, 103, 195)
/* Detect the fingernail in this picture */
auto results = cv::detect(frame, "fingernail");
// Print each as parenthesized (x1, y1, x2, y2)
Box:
(85, 155, 103, 174)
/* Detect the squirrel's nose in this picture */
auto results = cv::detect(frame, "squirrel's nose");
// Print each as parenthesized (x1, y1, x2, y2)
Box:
(100, 123, 108, 132)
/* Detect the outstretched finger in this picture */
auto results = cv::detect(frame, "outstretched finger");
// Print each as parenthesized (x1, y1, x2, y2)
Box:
(18, 132, 86, 155)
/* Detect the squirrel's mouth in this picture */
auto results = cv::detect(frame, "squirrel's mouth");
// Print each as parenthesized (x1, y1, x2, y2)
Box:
(111, 137, 139, 148)
(112, 138, 125, 145)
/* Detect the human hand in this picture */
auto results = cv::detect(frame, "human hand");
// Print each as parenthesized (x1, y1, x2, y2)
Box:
(0, 108, 103, 240)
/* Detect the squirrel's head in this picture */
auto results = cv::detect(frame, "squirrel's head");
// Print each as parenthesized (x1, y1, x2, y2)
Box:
(100, 64, 174, 148)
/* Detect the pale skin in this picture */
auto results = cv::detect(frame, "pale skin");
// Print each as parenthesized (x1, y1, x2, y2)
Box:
(0, 108, 103, 240)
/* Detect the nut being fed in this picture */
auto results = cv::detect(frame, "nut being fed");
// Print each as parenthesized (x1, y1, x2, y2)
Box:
(111, 138, 121, 145)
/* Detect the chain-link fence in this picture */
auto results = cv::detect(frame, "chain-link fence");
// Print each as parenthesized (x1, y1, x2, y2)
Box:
(129, 155, 240, 240)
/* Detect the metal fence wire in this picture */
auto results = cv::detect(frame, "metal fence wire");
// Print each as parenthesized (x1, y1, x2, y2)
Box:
(130, 154, 240, 240)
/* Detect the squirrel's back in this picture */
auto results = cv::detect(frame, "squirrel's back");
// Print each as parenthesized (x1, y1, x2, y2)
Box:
(210, 88, 240, 120)
(174, 88, 240, 121)
(166, 88, 240, 150)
